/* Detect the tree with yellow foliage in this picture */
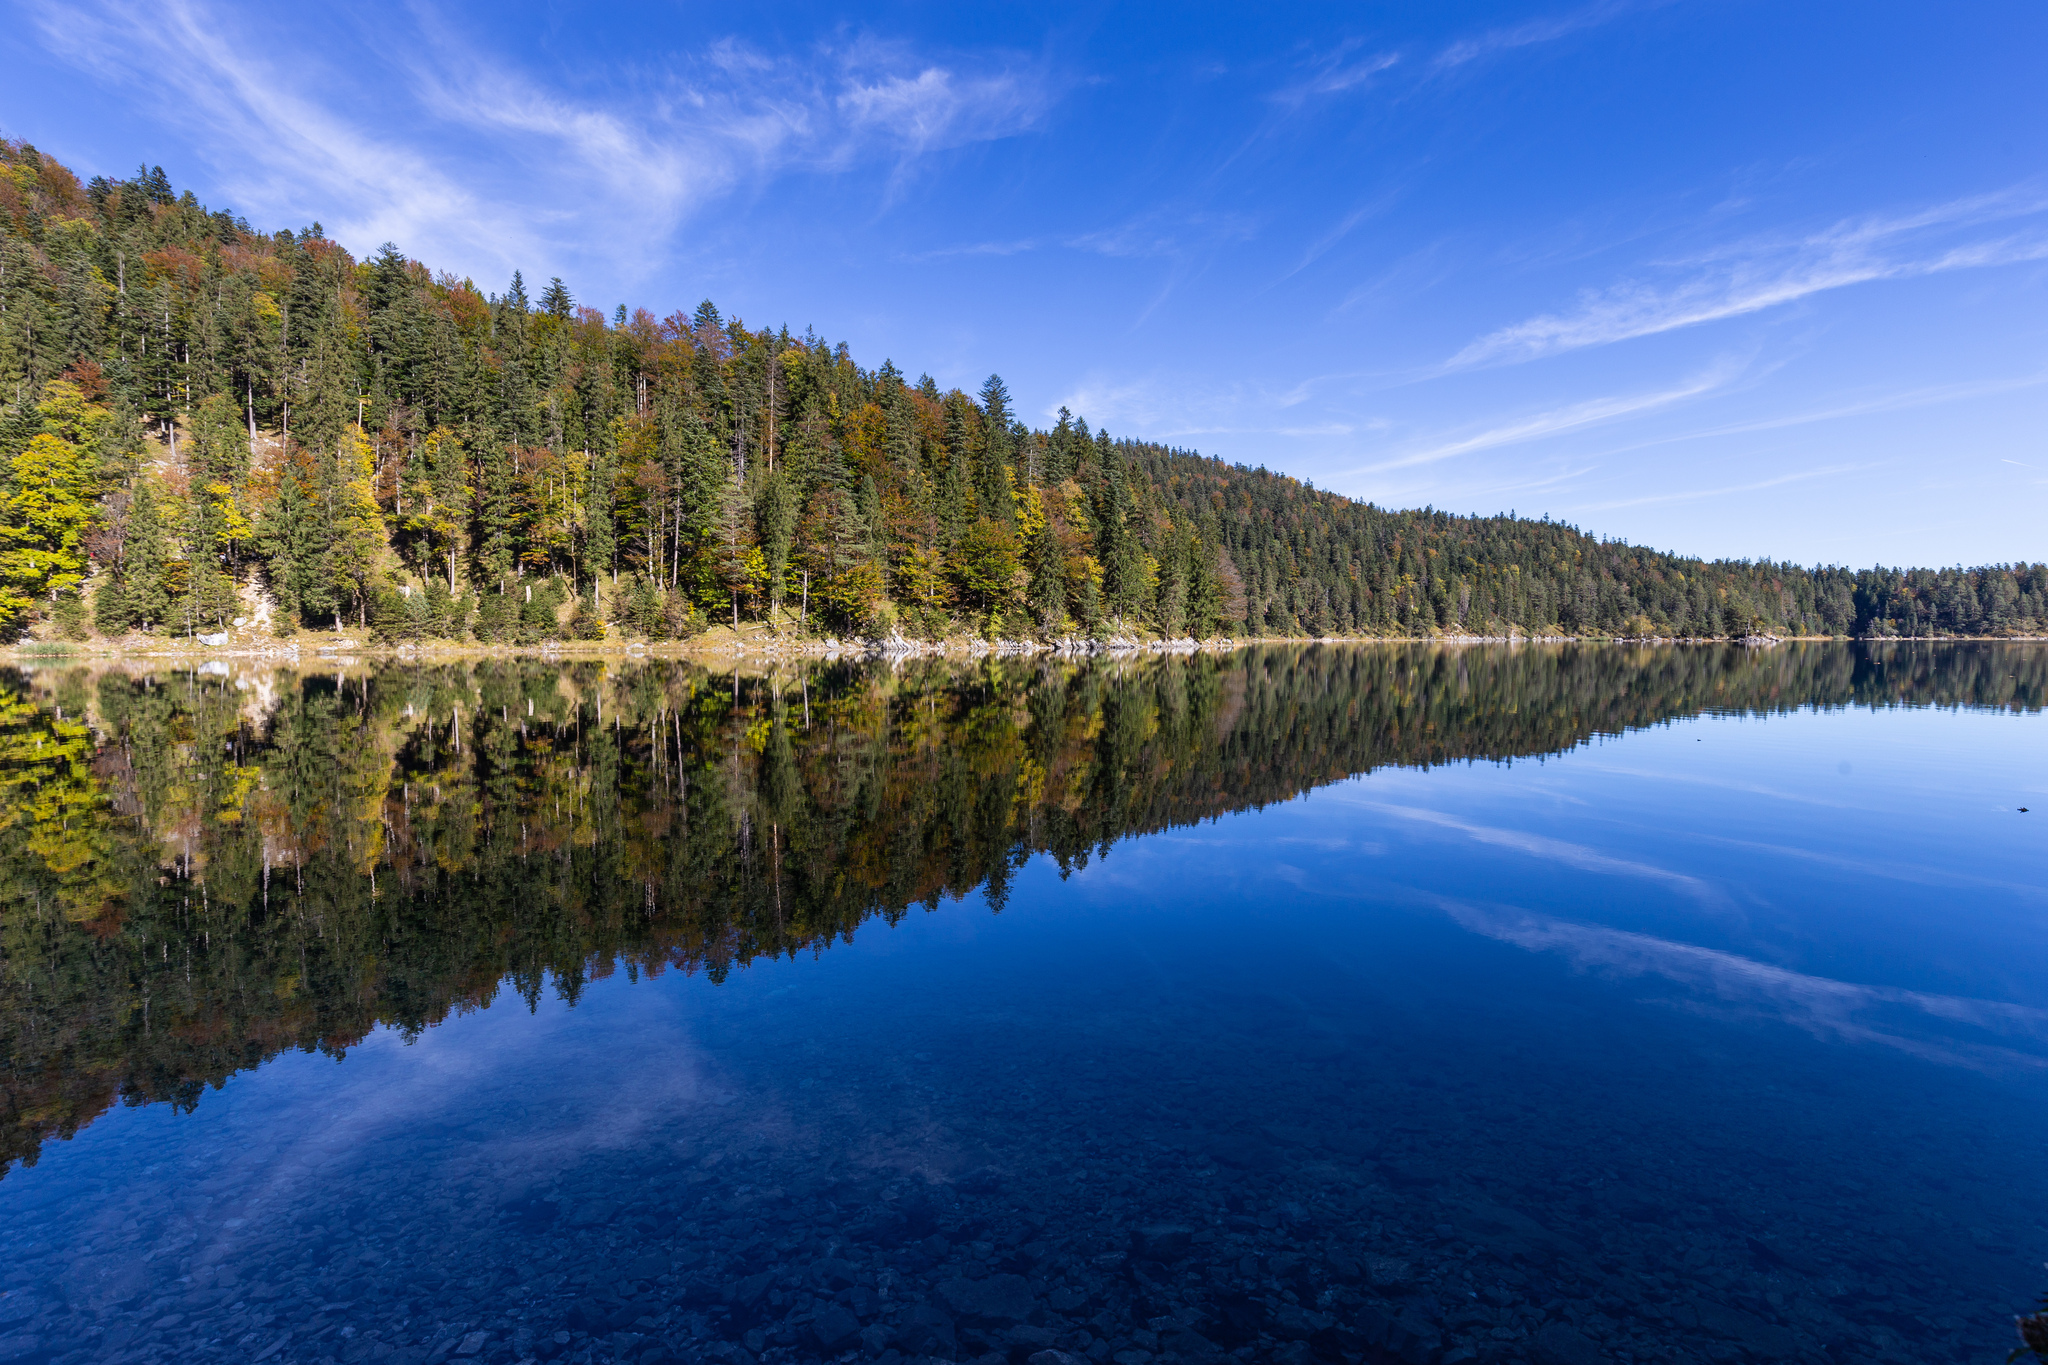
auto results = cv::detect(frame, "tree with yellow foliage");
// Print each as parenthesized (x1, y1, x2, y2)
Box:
(323, 425, 390, 629)
(400, 426, 469, 592)
(0, 382, 98, 633)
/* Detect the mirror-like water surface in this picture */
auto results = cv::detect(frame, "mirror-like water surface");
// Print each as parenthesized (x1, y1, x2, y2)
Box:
(2, 643, 2044, 1365)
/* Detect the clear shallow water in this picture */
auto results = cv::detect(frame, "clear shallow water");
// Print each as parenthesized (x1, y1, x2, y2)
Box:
(1, 645, 2045, 1365)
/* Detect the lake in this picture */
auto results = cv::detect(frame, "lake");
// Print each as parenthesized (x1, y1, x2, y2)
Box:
(0, 643, 2043, 1365)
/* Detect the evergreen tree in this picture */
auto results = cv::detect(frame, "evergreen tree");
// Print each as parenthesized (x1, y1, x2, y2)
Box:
(2, 138, 2040, 647)
(937, 442, 971, 553)
(538, 276, 573, 320)
(260, 459, 323, 629)
(977, 374, 1016, 531)
(755, 471, 797, 618)
(1026, 495, 1064, 631)
(585, 424, 618, 586)
(112, 478, 173, 632)
(709, 474, 753, 627)
(1095, 435, 1143, 628)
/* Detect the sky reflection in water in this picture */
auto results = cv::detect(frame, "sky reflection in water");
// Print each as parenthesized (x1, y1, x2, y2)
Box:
(0, 644, 2044, 1365)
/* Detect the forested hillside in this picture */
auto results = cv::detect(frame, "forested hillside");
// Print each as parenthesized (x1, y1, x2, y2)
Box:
(1, 141, 2042, 644)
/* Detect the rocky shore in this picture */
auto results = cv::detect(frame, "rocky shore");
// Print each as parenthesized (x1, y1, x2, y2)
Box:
(2, 631, 1813, 670)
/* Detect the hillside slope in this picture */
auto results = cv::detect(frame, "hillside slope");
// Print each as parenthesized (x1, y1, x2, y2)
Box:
(0, 141, 2041, 642)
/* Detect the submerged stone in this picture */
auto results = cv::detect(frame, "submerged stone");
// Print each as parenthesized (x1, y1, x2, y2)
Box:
(937, 1272, 1037, 1324)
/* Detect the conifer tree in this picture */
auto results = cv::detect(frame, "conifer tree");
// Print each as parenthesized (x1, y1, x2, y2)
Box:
(6, 140, 2047, 646)
(1095, 435, 1142, 627)
(585, 425, 618, 586)
(755, 471, 797, 618)
(257, 456, 323, 629)
(189, 392, 253, 570)
(475, 441, 517, 589)
(710, 474, 753, 627)
(109, 478, 172, 633)
(977, 374, 1016, 531)
(1025, 490, 1064, 632)
(538, 277, 573, 320)
(937, 440, 972, 553)
(401, 427, 468, 591)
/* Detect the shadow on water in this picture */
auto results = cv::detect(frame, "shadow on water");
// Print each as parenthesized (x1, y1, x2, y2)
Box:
(0, 641, 2043, 1365)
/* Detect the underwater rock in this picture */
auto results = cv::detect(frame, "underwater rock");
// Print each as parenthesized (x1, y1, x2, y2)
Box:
(936, 1272, 1038, 1324)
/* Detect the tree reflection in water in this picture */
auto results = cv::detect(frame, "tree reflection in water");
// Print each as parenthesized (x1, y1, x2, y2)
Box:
(2, 641, 2043, 1177)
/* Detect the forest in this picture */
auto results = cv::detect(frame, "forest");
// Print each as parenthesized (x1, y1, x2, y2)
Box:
(4, 641, 2043, 1176)
(2, 140, 2045, 645)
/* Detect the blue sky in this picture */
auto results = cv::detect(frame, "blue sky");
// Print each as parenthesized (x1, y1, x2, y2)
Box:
(4, 0, 2044, 566)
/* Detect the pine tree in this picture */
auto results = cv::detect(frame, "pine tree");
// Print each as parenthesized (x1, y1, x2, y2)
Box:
(1025, 487, 1064, 632)
(585, 424, 618, 587)
(190, 392, 253, 570)
(856, 473, 882, 553)
(475, 440, 517, 589)
(755, 472, 797, 618)
(977, 374, 1016, 531)
(1047, 407, 1076, 485)
(710, 474, 753, 627)
(401, 426, 469, 591)
(538, 276, 573, 321)
(1095, 435, 1143, 628)
(116, 478, 173, 632)
(495, 274, 535, 446)
(7, 137, 2044, 647)
(798, 479, 883, 630)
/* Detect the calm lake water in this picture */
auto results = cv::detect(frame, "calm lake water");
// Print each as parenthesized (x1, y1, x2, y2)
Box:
(1, 643, 2044, 1365)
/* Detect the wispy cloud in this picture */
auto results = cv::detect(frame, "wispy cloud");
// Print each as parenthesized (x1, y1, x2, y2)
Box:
(1433, 0, 1647, 69)
(838, 62, 1049, 157)
(1271, 40, 1401, 108)
(1576, 461, 1868, 512)
(1446, 900, 2048, 1070)
(1276, 0, 1642, 109)
(1521, 368, 2048, 484)
(36, 0, 518, 265)
(1065, 209, 1260, 262)
(1348, 358, 1741, 474)
(902, 238, 1047, 262)
(29, 0, 1054, 289)
(907, 202, 1258, 273)
(1451, 186, 2048, 368)
(1046, 368, 1384, 440)
(1272, 194, 1403, 285)
(1650, 368, 2048, 443)
(1358, 803, 1721, 901)
(1057, 209, 1261, 327)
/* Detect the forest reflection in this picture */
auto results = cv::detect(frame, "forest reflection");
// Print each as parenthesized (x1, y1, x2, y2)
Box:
(2, 640, 2042, 1177)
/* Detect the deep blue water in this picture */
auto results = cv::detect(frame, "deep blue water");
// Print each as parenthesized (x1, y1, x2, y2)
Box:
(1, 647, 2045, 1365)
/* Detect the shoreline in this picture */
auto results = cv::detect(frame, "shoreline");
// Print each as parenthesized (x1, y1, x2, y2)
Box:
(5, 630, 2042, 668)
